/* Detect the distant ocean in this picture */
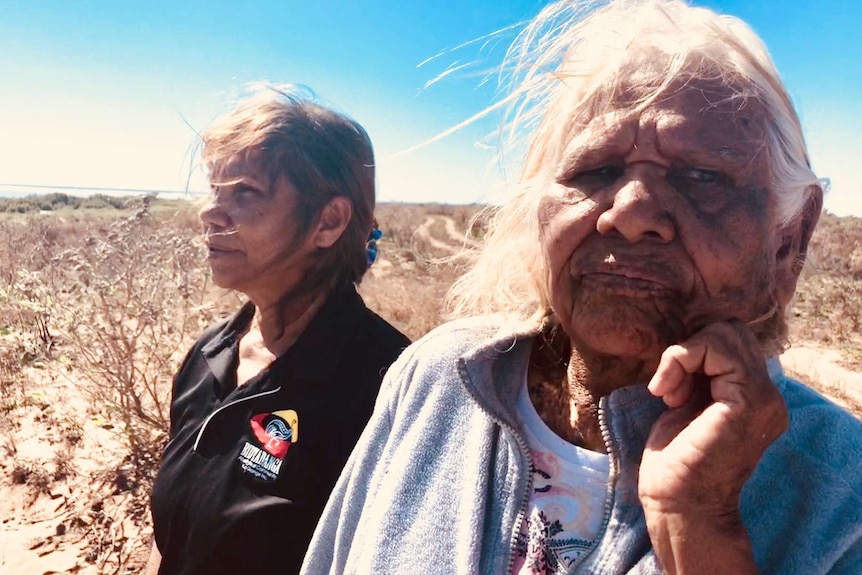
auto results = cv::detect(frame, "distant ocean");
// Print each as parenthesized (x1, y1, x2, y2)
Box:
(0, 184, 206, 199)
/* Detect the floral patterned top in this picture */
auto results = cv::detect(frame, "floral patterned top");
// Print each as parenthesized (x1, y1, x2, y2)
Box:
(513, 376, 610, 575)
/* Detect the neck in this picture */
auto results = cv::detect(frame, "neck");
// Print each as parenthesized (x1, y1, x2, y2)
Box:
(528, 337, 656, 452)
(252, 287, 330, 355)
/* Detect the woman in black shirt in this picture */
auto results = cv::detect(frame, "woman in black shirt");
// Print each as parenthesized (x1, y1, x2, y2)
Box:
(147, 84, 409, 575)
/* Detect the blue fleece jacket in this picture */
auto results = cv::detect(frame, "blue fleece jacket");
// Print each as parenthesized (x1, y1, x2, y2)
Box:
(301, 317, 862, 575)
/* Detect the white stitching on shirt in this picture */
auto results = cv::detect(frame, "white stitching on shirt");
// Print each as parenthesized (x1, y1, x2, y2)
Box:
(192, 386, 282, 452)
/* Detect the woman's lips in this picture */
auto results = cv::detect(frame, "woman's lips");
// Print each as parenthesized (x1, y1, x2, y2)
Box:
(571, 243, 690, 296)
(206, 244, 240, 258)
(580, 271, 679, 296)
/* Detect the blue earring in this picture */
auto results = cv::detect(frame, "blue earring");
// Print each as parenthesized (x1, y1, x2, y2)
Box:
(366, 226, 382, 267)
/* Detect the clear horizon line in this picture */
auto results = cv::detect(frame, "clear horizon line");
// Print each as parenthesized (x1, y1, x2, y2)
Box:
(0, 183, 207, 196)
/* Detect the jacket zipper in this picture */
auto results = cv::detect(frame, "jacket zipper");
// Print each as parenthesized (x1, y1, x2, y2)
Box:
(504, 420, 534, 575)
(455, 360, 534, 575)
(192, 386, 282, 452)
(573, 396, 617, 574)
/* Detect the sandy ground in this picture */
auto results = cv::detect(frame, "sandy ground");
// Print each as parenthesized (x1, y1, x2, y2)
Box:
(780, 344, 862, 410)
(1, 343, 859, 575)
(1, 366, 151, 575)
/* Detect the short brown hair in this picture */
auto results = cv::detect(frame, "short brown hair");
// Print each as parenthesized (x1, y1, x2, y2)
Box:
(201, 83, 376, 286)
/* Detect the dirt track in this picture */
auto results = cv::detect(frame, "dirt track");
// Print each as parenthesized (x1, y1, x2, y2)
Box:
(781, 345, 862, 411)
(414, 215, 478, 254)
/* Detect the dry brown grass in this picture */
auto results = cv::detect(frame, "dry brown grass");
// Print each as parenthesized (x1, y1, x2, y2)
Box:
(360, 202, 486, 340)
(0, 198, 859, 573)
(790, 212, 862, 368)
(0, 198, 233, 573)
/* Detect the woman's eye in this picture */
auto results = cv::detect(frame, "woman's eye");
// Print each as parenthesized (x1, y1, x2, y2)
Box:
(235, 185, 260, 196)
(672, 168, 726, 185)
(669, 168, 732, 212)
(564, 165, 623, 188)
(208, 184, 264, 205)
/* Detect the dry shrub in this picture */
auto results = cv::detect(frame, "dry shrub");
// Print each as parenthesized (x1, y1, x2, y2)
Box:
(791, 213, 862, 362)
(0, 197, 220, 572)
(51, 198, 214, 486)
(0, 216, 88, 360)
(0, 339, 26, 458)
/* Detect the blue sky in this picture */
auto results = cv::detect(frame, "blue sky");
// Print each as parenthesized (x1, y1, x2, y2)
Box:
(1, 0, 859, 215)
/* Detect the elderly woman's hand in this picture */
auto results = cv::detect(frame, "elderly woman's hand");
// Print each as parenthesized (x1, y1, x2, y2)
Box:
(638, 321, 789, 574)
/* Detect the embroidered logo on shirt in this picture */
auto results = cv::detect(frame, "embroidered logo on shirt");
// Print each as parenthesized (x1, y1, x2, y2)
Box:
(237, 410, 299, 482)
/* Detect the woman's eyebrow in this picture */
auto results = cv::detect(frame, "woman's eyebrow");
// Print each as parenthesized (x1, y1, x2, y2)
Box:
(557, 147, 615, 172)
(558, 127, 632, 170)
(656, 123, 754, 166)
(667, 145, 753, 173)
(211, 174, 268, 190)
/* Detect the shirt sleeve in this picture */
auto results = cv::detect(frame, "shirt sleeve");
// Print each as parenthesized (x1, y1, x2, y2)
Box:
(167, 343, 200, 438)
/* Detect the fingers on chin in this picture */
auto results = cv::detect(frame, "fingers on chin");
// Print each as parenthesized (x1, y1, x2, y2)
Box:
(661, 374, 694, 407)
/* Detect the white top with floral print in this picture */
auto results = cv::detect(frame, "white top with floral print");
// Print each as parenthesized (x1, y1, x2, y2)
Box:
(512, 374, 610, 575)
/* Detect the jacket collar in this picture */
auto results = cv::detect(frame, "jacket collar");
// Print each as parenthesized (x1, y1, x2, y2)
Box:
(456, 318, 787, 442)
(455, 318, 788, 574)
(455, 318, 667, 442)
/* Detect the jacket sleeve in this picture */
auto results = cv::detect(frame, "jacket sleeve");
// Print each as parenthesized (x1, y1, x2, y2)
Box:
(300, 344, 417, 575)
(829, 540, 862, 575)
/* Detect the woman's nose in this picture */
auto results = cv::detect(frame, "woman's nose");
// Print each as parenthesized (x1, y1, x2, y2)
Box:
(595, 173, 675, 243)
(199, 197, 231, 231)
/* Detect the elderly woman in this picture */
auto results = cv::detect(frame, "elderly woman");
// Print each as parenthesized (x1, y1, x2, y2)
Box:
(300, 2, 861, 574)
(146, 86, 409, 575)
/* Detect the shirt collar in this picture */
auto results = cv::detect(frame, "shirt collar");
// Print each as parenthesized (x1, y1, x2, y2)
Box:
(200, 283, 367, 392)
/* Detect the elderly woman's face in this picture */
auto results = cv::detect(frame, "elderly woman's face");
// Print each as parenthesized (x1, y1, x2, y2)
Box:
(200, 152, 316, 300)
(538, 80, 782, 361)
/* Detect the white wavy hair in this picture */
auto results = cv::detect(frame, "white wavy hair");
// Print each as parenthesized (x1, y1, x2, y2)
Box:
(446, 0, 824, 325)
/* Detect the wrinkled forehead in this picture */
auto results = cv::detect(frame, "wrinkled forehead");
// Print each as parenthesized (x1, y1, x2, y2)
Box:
(594, 66, 765, 129)
(539, 71, 770, 167)
(628, 78, 763, 141)
(208, 148, 271, 187)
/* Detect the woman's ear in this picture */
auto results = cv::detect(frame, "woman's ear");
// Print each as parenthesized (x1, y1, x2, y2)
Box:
(311, 196, 352, 249)
(774, 187, 823, 307)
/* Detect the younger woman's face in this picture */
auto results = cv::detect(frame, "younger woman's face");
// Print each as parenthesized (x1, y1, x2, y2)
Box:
(199, 151, 318, 305)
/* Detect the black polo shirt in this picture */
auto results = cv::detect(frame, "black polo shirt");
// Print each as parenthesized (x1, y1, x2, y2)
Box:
(150, 284, 409, 575)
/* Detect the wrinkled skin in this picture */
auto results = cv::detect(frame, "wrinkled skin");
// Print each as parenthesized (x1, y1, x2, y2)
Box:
(199, 152, 318, 306)
(533, 79, 821, 573)
(539, 81, 777, 368)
